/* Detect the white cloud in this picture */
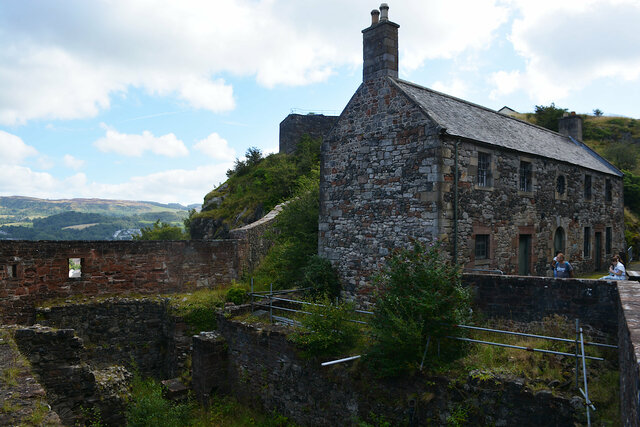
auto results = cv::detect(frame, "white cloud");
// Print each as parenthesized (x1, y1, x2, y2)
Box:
(0, 163, 231, 206)
(94, 125, 189, 157)
(432, 79, 470, 99)
(0, 0, 510, 125)
(63, 154, 85, 170)
(194, 133, 236, 161)
(0, 131, 38, 165)
(492, 0, 640, 103)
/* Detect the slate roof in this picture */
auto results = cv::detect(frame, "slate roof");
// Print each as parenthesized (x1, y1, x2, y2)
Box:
(392, 78, 622, 177)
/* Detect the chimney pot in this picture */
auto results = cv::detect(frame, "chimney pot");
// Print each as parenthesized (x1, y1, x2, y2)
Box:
(371, 9, 380, 25)
(571, 111, 576, 116)
(380, 3, 389, 21)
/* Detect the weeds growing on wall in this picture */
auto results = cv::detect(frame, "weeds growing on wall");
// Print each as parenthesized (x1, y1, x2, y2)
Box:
(365, 241, 471, 377)
(168, 289, 226, 335)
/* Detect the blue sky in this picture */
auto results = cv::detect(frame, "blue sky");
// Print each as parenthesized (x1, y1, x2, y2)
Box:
(1, 0, 639, 206)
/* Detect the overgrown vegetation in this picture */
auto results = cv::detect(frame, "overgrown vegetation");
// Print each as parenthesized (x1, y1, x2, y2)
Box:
(125, 373, 294, 426)
(290, 297, 362, 358)
(365, 242, 471, 377)
(191, 135, 321, 238)
(167, 289, 227, 334)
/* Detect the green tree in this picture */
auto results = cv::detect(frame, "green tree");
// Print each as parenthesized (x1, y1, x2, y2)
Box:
(534, 103, 567, 132)
(593, 108, 604, 117)
(133, 220, 188, 240)
(365, 241, 471, 377)
(603, 142, 639, 171)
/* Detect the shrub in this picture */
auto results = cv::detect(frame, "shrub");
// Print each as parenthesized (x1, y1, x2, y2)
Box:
(133, 220, 188, 240)
(365, 241, 471, 377)
(301, 256, 341, 300)
(290, 297, 361, 358)
(226, 287, 248, 305)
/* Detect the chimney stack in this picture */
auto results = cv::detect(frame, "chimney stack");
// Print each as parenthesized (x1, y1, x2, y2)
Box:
(362, 3, 399, 82)
(558, 111, 583, 141)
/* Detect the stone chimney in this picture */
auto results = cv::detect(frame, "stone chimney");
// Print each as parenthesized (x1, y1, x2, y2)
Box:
(362, 3, 399, 82)
(558, 111, 583, 141)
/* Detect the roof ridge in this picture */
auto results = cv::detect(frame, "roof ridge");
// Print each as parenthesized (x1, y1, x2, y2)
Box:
(392, 78, 569, 140)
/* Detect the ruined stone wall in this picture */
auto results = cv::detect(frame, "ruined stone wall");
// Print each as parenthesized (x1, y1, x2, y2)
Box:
(13, 326, 129, 426)
(449, 138, 625, 276)
(319, 77, 443, 301)
(0, 240, 239, 324)
(192, 310, 580, 426)
(465, 274, 620, 334)
(279, 113, 337, 155)
(34, 298, 191, 379)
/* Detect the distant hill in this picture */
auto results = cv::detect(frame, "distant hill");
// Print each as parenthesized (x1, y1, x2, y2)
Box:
(0, 196, 192, 240)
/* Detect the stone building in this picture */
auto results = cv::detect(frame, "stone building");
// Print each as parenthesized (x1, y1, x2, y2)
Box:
(318, 4, 624, 297)
(279, 113, 337, 155)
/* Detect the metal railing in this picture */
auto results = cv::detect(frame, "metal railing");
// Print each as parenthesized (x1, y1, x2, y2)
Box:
(248, 285, 615, 426)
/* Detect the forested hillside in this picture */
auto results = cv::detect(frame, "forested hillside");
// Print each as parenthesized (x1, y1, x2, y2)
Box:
(0, 197, 191, 240)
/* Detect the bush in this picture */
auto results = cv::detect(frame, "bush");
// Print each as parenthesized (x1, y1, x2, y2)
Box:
(226, 287, 248, 305)
(290, 297, 361, 358)
(301, 256, 341, 300)
(365, 241, 471, 377)
(126, 374, 193, 427)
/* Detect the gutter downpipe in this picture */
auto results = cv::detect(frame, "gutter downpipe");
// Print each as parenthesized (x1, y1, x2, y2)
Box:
(454, 138, 459, 265)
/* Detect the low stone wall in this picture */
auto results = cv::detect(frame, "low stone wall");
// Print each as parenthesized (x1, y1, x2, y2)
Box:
(230, 201, 286, 274)
(617, 281, 640, 427)
(34, 298, 191, 379)
(0, 240, 239, 324)
(191, 310, 580, 426)
(465, 274, 620, 334)
(13, 326, 129, 426)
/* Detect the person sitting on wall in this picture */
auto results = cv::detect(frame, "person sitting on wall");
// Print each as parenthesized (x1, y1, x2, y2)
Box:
(555, 253, 574, 278)
(600, 255, 627, 280)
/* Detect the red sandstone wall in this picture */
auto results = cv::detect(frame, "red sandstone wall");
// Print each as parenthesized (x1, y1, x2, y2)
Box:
(0, 240, 241, 324)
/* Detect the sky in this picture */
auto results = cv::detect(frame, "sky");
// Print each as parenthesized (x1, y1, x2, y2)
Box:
(1, 0, 639, 206)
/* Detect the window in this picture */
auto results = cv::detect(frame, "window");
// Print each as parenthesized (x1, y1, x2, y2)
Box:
(519, 161, 532, 192)
(68, 258, 82, 278)
(605, 179, 612, 202)
(584, 175, 592, 200)
(556, 175, 565, 195)
(554, 227, 565, 254)
(475, 234, 490, 260)
(606, 227, 612, 255)
(584, 227, 591, 258)
(6, 264, 17, 278)
(477, 152, 491, 187)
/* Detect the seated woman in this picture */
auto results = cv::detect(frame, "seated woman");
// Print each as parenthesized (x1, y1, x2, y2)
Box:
(600, 255, 627, 280)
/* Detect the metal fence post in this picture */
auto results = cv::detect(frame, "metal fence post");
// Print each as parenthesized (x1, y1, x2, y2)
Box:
(269, 283, 273, 323)
(250, 277, 254, 313)
(575, 319, 580, 389)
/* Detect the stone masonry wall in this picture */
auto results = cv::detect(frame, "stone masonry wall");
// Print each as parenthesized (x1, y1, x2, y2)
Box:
(319, 77, 444, 302)
(464, 274, 620, 334)
(0, 240, 240, 324)
(34, 298, 191, 379)
(617, 280, 640, 427)
(449, 138, 625, 276)
(192, 310, 580, 426)
(279, 113, 337, 155)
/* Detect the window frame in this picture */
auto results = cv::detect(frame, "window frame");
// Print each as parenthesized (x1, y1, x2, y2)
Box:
(477, 152, 491, 188)
(474, 234, 490, 260)
(519, 161, 532, 193)
(584, 227, 591, 259)
(584, 174, 592, 200)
